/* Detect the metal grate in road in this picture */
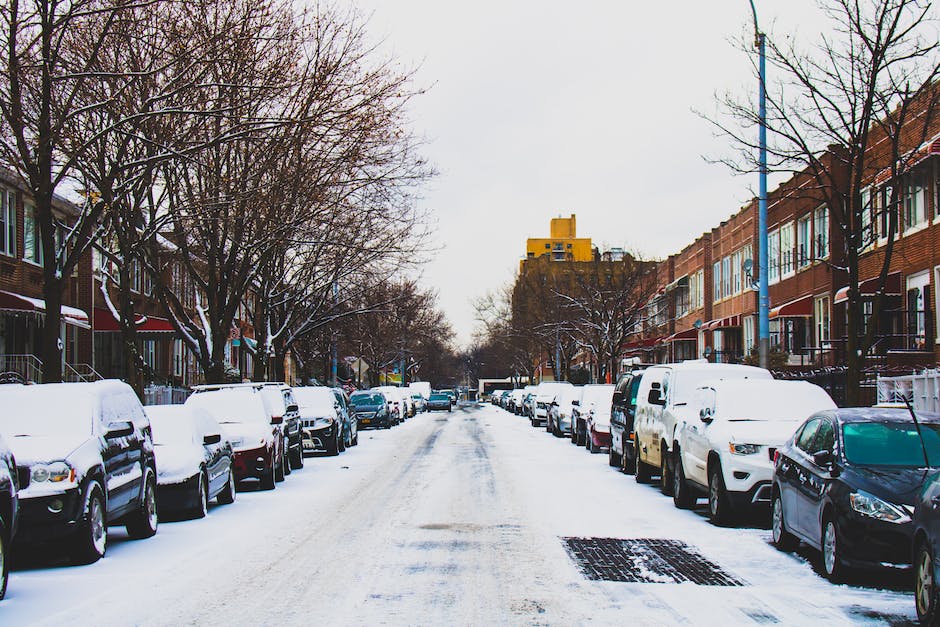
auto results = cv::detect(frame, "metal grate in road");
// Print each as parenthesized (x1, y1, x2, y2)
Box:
(562, 537, 745, 586)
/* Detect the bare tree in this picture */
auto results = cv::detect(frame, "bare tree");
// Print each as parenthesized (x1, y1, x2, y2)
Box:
(712, 0, 940, 402)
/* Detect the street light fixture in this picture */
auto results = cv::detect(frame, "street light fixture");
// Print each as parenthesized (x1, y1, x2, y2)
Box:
(748, 0, 770, 370)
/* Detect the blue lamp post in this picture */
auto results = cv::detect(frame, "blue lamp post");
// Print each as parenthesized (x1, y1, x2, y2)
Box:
(748, 0, 770, 369)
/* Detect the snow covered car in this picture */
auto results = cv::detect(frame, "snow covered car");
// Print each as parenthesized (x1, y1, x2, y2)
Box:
(257, 383, 304, 471)
(530, 381, 574, 427)
(330, 387, 357, 447)
(772, 408, 937, 581)
(373, 386, 405, 423)
(293, 387, 346, 455)
(350, 391, 393, 428)
(633, 361, 771, 494)
(185, 387, 283, 490)
(0, 432, 19, 600)
(578, 384, 616, 455)
(410, 393, 426, 413)
(0, 381, 158, 564)
(671, 379, 835, 524)
(547, 385, 582, 437)
(145, 405, 236, 519)
(609, 370, 645, 473)
(426, 393, 452, 412)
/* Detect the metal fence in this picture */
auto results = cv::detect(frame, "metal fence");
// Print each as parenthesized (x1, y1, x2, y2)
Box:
(876, 369, 940, 413)
(142, 385, 189, 406)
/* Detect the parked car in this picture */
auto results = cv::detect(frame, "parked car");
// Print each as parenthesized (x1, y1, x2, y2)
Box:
(509, 389, 526, 415)
(374, 386, 405, 423)
(578, 384, 616, 455)
(609, 370, 645, 473)
(426, 393, 452, 412)
(331, 387, 357, 446)
(145, 404, 236, 519)
(671, 380, 835, 524)
(0, 381, 158, 565)
(548, 385, 582, 437)
(257, 383, 304, 471)
(185, 387, 283, 490)
(633, 361, 772, 494)
(913, 470, 940, 624)
(350, 391, 393, 428)
(0, 433, 19, 599)
(410, 393, 427, 413)
(772, 407, 939, 581)
(293, 387, 346, 455)
(530, 382, 574, 427)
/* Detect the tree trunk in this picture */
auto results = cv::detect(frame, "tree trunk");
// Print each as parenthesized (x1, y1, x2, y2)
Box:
(40, 276, 63, 383)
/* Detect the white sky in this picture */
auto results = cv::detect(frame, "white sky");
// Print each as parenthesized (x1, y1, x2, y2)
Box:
(347, 1, 828, 347)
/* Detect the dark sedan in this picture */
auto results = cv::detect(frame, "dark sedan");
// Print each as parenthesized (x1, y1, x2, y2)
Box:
(426, 393, 452, 412)
(350, 391, 393, 429)
(914, 470, 940, 624)
(771, 407, 939, 581)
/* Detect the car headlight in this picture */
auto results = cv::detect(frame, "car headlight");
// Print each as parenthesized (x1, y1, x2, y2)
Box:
(31, 461, 75, 484)
(849, 492, 911, 524)
(729, 443, 761, 456)
(314, 417, 335, 429)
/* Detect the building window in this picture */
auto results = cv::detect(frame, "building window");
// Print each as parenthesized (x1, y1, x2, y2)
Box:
(768, 228, 780, 284)
(731, 250, 743, 294)
(797, 215, 812, 267)
(907, 272, 932, 351)
(130, 258, 142, 293)
(814, 207, 829, 259)
(143, 339, 157, 373)
(780, 222, 795, 277)
(173, 339, 185, 378)
(721, 256, 732, 298)
(743, 315, 755, 356)
(713, 261, 721, 303)
(860, 187, 875, 249)
(903, 168, 927, 232)
(814, 296, 830, 348)
(23, 204, 42, 264)
(0, 190, 14, 257)
(877, 186, 895, 241)
(690, 270, 704, 310)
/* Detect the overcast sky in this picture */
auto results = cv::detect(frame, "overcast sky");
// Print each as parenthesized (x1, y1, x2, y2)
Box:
(347, 1, 828, 347)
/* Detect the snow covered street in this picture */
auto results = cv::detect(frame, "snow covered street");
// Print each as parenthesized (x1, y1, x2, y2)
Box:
(4, 403, 919, 625)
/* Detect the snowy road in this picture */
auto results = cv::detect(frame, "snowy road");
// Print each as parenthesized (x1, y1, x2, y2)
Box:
(4, 403, 918, 625)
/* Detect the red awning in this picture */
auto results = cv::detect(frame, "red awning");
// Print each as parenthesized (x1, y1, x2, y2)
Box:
(769, 295, 813, 319)
(833, 272, 902, 304)
(663, 328, 699, 342)
(93, 308, 175, 333)
(622, 336, 662, 350)
(0, 290, 89, 328)
(704, 314, 742, 331)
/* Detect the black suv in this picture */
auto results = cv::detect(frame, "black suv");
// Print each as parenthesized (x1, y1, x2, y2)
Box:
(0, 381, 158, 565)
(0, 432, 19, 599)
(609, 369, 646, 474)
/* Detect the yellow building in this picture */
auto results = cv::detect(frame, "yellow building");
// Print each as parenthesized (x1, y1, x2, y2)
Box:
(524, 214, 593, 264)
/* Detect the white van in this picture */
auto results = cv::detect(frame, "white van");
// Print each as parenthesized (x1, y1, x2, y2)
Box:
(633, 361, 772, 493)
(671, 379, 836, 524)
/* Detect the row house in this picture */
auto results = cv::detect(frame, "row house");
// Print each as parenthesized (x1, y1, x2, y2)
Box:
(0, 170, 95, 381)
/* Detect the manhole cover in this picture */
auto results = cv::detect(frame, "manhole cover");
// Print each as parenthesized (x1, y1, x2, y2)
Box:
(562, 537, 745, 586)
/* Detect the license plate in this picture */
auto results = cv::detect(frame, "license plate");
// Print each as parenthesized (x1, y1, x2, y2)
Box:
(361, 419, 371, 425)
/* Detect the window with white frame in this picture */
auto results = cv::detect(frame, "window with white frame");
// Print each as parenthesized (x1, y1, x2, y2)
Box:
(143, 339, 157, 372)
(780, 222, 795, 277)
(690, 270, 704, 310)
(797, 215, 812, 267)
(814, 296, 830, 348)
(0, 190, 14, 257)
(173, 339, 185, 377)
(741, 244, 753, 288)
(23, 204, 41, 264)
(130, 258, 142, 293)
(743, 315, 755, 356)
(731, 250, 743, 294)
(722, 256, 732, 298)
(903, 167, 928, 231)
(860, 187, 874, 249)
(713, 261, 721, 302)
(768, 228, 780, 284)
(814, 206, 829, 259)
(877, 186, 894, 241)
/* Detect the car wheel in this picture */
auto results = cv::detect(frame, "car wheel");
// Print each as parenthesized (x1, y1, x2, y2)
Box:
(190, 472, 209, 519)
(659, 447, 673, 496)
(260, 462, 276, 490)
(621, 445, 636, 475)
(635, 448, 652, 484)
(609, 444, 621, 468)
(0, 517, 7, 600)
(126, 471, 158, 540)
(916, 540, 939, 624)
(352, 432, 359, 446)
(707, 464, 734, 526)
(338, 431, 347, 453)
(275, 450, 286, 482)
(290, 445, 304, 470)
(587, 430, 597, 454)
(326, 432, 339, 456)
(822, 517, 845, 582)
(283, 444, 292, 476)
(70, 481, 107, 565)
(217, 468, 236, 504)
(771, 493, 797, 551)
(672, 454, 695, 509)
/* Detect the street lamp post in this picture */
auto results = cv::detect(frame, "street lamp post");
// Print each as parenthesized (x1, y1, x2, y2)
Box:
(748, 0, 770, 370)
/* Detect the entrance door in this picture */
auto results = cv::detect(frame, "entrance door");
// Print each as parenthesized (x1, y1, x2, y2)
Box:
(907, 271, 931, 350)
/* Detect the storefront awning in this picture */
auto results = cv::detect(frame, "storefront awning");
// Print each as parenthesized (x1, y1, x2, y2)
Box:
(769, 295, 813, 319)
(93, 308, 175, 333)
(663, 328, 698, 342)
(622, 336, 662, 351)
(833, 272, 902, 304)
(704, 314, 742, 331)
(0, 290, 89, 329)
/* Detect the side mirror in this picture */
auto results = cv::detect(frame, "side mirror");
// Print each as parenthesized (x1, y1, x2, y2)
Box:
(286, 403, 299, 414)
(612, 391, 624, 405)
(647, 389, 664, 406)
(813, 450, 834, 467)
(203, 433, 222, 445)
(572, 400, 580, 407)
(271, 415, 284, 425)
(700, 408, 713, 424)
(105, 420, 134, 439)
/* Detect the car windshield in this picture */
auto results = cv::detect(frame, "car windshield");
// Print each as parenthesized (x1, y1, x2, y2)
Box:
(293, 387, 335, 411)
(842, 421, 940, 467)
(0, 386, 95, 438)
(149, 412, 196, 446)
(186, 390, 268, 425)
(351, 394, 384, 406)
(581, 385, 615, 408)
(429, 394, 449, 401)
